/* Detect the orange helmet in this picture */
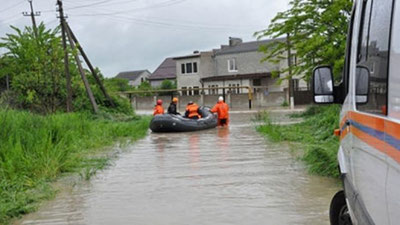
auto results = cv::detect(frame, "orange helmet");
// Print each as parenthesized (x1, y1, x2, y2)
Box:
(156, 99, 163, 105)
(172, 97, 178, 103)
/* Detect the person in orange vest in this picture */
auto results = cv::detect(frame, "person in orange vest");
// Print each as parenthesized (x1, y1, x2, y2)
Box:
(153, 99, 164, 116)
(211, 96, 230, 126)
(185, 101, 201, 119)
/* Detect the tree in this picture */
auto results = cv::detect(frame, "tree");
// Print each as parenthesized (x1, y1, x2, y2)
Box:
(104, 78, 132, 92)
(159, 79, 177, 96)
(255, 0, 353, 81)
(0, 24, 71, 113)
(0, 23, 132, 115)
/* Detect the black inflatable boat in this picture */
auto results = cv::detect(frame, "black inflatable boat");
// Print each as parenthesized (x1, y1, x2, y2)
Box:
(150, 107, 217, 132)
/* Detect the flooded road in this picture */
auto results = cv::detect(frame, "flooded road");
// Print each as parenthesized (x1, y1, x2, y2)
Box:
(18, 112, 339, 225)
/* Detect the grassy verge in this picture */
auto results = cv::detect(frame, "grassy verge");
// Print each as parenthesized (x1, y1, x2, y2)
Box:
(0, 109, 151, 224)
(257, 105, 341, 178)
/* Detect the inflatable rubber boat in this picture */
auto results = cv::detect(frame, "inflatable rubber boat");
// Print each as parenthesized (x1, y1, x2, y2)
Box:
(150, 107, 217, 132)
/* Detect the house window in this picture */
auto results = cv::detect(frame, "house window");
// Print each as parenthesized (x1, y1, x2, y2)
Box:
(141, 77, 144, 83)
(193, 86, 199, 95)
(186, 63, 193, 73)
(236, 84, 240, 94)
(228, 58, 238, 72)
(188, 87, 193, 96)
(193, 62, 198, 73)
(253, 79, 261, 86)
(181, 64, 186, 74)
(293, 79, 299, 91)
(290, 54, 297, 66)
(182, 87, 187, 96)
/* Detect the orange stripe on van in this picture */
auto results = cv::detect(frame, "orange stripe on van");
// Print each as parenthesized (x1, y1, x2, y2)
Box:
(351, 126, 387, 155)
(386, 145, 400, 164)
(385, 120, 400, 140)
(349, 111, 385, 133)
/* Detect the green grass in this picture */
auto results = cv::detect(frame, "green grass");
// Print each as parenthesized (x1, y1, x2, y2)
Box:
(0, 109, 151, 224)
(257, 105, 341, 178)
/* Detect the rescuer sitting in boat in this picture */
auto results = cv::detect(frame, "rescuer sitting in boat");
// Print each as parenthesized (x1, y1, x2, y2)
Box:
(167, 97, 180, 115)
(211, 96, 229, 126)
(153, 99, 164, 116)
(185, 101, 201, 119)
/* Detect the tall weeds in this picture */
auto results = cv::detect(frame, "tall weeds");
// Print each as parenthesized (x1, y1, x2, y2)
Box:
(0, 109, 150, 224)
(257, 105, 341, 178)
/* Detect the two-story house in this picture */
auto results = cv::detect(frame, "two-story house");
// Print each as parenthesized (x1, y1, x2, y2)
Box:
(174, 51, 214, 95)
(201, 37, 286, 95)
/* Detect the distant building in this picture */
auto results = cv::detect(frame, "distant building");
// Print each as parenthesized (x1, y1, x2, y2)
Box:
(148, 57, 177, 87)
(204, 37, 282, 94)
(115, 70, 151, 86)
(174, 37, 307, 96)
(174, 51, 214, 95)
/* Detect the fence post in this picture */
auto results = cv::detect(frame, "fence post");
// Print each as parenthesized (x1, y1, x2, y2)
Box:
(227, 93, 232, 109)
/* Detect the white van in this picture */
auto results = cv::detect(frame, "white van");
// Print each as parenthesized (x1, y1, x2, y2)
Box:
(312, 0, 400, 224)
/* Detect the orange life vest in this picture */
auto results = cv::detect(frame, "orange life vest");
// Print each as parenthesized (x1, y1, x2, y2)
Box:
(153, 105, 164, 116)
(211, 101, 229, 119)
(186, 103, 200, 118)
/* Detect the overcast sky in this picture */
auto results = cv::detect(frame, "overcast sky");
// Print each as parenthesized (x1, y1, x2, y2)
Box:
(0, 0, 290, 77)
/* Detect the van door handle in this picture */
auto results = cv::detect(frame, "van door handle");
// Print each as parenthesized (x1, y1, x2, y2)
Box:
(345, 120, 351, 132)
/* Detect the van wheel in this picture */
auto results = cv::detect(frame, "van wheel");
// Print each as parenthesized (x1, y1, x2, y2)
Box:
(330, 190, 352, 225)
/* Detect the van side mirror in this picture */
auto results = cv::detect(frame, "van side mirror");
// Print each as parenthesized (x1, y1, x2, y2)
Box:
(313, 66, 334, 103)
(356, 66, 369, 104)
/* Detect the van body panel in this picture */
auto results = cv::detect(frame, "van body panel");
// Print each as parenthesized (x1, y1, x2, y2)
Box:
(335, 0, 398, 224)
(387, 0, 400, 223)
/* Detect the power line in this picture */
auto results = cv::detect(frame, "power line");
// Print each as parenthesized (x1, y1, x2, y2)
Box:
(0, 0, 25, 14)
(68, 0, 187, 16)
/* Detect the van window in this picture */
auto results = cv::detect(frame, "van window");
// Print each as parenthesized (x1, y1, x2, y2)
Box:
(389, 0, 400, 118)
(356, 0, 394, 115)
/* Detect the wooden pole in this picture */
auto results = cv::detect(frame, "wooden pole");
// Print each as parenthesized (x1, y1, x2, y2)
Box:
(65, 23, 115, 107)
(57, 0, 73, 112)
(65, 21, 99, 114)
(286, 33, 294, 109)
(6, 75, 9, 91)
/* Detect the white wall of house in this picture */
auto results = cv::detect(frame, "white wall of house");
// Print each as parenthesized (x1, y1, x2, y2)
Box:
(149, 79, 176, 87)
(176, 57, 202, 90)
(129, 71, 151, 86)
(215, 51, 279, 77)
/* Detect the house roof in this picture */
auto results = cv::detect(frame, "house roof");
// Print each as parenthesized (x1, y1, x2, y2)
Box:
(148, 57, 176, 80)
(173, 53, 200, 60)
(201, 72, 271, 82)
(115, 70, 149, 81)
(215, 37, 286, 56)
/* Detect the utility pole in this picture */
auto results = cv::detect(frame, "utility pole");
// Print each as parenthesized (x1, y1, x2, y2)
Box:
(22, 0, 40, 38)
(286, 33, 294, 110)
(65, 23, 115, 107)
(57, 0, 73, 112)
(6, 75, 9, 91)
(65, 22, 99, 114)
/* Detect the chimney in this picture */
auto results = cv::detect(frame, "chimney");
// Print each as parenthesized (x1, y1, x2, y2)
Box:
(229, 37, 242, 46)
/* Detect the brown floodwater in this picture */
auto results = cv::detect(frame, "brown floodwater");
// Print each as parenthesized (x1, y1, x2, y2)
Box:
(16, 112, 340, 225)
